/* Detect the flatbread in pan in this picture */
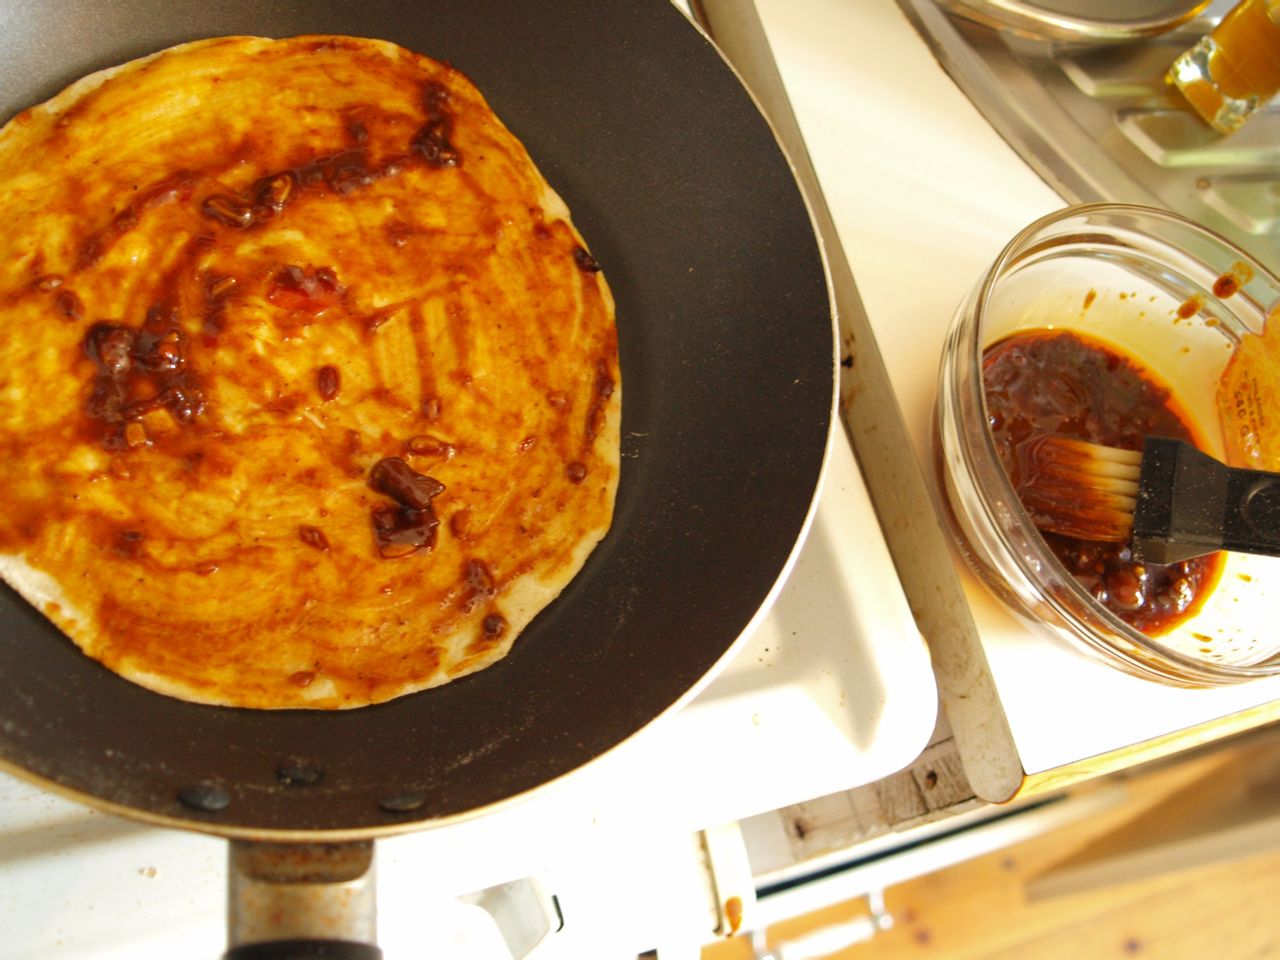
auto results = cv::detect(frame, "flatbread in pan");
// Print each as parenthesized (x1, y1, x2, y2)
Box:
(0, 35, 620, 709)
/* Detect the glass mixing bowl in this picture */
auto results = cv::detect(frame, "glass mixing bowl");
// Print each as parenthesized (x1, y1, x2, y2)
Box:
(935, 202, 1280, 685)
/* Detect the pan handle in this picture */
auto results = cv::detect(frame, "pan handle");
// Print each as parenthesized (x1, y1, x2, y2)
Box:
(225, 840, 381, 960)
(224, 942, 382, 960)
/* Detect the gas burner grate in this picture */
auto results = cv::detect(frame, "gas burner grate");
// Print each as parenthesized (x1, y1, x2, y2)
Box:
(897, 0, 1279, 268)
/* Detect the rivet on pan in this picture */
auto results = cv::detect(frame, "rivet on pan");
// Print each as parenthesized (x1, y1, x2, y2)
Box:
(177, 782, 230, 812)
(378, 790, 428, 813)
(276, 757, 324, 787)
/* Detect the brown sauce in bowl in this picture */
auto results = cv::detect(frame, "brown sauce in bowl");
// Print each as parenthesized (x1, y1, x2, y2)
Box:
(983, 329, 1222, 636)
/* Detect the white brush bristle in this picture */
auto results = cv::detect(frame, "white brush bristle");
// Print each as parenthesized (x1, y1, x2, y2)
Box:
(1015, 435, 1141, 542)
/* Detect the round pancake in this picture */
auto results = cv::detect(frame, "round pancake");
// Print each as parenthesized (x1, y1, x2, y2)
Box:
(0, 36, 620, 708)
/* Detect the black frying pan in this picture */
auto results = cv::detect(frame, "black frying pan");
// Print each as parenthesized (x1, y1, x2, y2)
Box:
(0, 0, 834, 838)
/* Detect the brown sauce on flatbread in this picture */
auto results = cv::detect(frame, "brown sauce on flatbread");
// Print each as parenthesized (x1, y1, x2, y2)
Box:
(0, 36, 620, 708)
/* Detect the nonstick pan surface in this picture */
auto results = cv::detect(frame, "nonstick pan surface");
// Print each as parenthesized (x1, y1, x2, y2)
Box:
(0, 0, 834, 836)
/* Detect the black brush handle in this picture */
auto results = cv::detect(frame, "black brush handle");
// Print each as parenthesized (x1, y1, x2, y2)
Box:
(1133, 437, 1280, 563)
(1228, 471, 1280, 553)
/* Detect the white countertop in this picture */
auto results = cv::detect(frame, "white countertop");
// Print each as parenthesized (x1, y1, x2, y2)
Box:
(756, 0, 1280, 790)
